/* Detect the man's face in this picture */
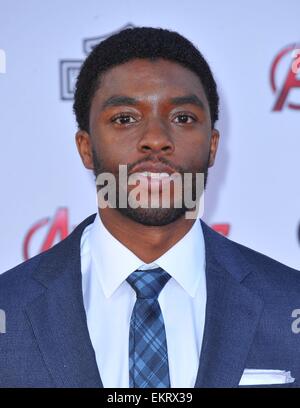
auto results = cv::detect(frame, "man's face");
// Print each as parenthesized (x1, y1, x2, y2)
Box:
(76, 58, 219, 226)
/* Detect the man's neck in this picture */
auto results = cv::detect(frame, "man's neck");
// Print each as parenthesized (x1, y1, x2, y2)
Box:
(98, 208, 195, 263)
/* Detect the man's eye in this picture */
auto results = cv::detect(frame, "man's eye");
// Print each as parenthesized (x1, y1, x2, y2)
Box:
(111, 115, 137, 125)
(173, 114, 195, 124)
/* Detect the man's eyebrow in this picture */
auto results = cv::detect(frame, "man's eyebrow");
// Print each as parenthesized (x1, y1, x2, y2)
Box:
(100, 94, 205, 111)
(101, 95, 138, 110)
(169, 94, 205, 110)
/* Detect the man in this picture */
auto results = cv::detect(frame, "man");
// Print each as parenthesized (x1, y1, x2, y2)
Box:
(0, 27, 300, 388)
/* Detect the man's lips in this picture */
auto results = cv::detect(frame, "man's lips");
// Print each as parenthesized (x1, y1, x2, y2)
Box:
(129, 162, 177, 176)
(128, 163, 182, 186)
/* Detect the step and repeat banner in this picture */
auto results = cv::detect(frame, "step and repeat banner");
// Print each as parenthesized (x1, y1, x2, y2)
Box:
(0, 0, 299, 272)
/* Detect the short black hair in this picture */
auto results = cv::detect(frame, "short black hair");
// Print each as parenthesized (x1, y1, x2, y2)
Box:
(73, 27, 219, 132)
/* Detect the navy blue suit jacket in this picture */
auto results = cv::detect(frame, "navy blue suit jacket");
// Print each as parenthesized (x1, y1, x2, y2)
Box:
(1, 214, 300, 387)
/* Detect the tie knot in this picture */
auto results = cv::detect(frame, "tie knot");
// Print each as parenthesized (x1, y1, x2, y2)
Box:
(126, 267, 171, 299)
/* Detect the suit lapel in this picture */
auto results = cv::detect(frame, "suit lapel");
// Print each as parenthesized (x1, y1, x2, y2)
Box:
(194, 222, 264, 387)
(25, 214, 102, 387)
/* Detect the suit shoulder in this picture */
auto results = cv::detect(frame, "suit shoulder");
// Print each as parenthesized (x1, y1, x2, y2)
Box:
(0, 213, 96, 293)
(0, 213, 96, 308)
(0, 252, 41, 287)
(0, 235, 69, 305)
(201, 221, 300, 293)
(230, 237, 300, 293)
(233, 238, 299, 273)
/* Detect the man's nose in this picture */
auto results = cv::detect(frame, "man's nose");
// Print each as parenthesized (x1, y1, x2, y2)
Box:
(137, 119, 175, 154)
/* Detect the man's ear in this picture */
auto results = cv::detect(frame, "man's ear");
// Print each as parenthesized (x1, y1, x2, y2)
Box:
(208, 129, 220, 167)
(75, 130, 94, 170)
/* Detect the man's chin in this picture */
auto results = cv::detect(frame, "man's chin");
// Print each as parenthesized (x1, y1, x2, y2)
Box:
(116, 206, 187, 226)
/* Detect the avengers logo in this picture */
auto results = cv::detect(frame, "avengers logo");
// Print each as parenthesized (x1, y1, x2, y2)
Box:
(270, 44, 300, 111)
(212, 223, 230, 237)
(23, 207, 230, 260)
(23, 208, 73, 260)
(59, 23, 134, 100)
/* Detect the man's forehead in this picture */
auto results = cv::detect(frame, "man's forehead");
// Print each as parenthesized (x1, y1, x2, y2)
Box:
(103, 58, 200, 79)
(95, 58, 207, 103)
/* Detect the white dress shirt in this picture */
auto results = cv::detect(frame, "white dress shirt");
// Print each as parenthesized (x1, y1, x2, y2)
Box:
(80, 213, 207, 388)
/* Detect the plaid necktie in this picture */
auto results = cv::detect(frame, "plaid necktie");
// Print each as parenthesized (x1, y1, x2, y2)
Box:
(126, 267, 171, 388)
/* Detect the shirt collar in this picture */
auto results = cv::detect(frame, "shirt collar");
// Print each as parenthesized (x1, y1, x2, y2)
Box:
(89, 213, 206, 298)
